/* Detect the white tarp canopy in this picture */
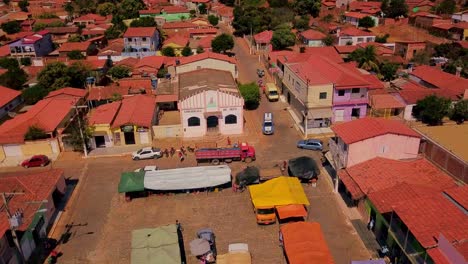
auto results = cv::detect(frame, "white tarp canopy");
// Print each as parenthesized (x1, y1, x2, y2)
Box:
(144, 165, 232, 191)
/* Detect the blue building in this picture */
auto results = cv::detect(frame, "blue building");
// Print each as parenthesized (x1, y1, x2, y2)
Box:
(8, 30, 54, 58)
(122, 27, 159, 58)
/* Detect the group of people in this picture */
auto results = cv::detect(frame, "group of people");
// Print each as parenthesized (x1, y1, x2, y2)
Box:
(160, 146, 196, 162)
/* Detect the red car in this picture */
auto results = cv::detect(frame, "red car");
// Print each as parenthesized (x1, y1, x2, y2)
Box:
(21, 155, 49, 168)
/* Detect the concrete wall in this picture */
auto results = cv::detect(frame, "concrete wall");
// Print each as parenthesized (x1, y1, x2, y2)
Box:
(347, 134, 420, 167)
(338, 35, 376, 46)
(21, 139, 60, 157)
(153, 124, 183, 138)
(174, 58, 237, 79)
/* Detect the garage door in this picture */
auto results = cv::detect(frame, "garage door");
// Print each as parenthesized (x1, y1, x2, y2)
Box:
(3, 144, 23, 157)
(139, 132, 149, 144)
(334, 110, 345, 122)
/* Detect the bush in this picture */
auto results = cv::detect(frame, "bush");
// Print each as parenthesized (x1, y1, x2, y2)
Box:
(208, 15, 219, 26)
(161, 46, 176, 57)
(108, 65, 131, 79)
(22, 85, 48, 105)
(24, 126, 48, 140)
(20, 57, 31, 66)
(67, 50, 85, 60)
(412, 95, 451, 125)
(181, 46, 193, 57)
(157, 67, 168, 78)
(239, 83, 260, 110)
(1, 21, 21, 34)
(450, 100, 468, 124)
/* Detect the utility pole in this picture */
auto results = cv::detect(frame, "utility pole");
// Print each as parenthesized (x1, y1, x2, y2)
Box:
(72, 100, 88, 158)
(249, 24, 253, 55)
(1, 192, 26, 264)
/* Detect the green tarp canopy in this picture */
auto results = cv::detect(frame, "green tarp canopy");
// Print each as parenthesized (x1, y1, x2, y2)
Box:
(118, 172, 145, 193)
(131, 225, 181, 264)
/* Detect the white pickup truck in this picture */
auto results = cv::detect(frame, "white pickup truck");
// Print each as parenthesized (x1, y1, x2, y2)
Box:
(132, 147, 162, 160)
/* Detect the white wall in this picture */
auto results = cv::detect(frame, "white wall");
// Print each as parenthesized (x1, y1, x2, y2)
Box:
(404, 104, 416, 121)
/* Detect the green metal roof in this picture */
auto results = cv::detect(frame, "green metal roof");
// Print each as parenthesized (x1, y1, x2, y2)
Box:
(131, 225, 181, 264)
(118, 172, 145, 193)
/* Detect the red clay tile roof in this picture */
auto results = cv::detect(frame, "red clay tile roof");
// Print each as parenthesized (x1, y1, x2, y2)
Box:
(0, 45, 10, 57)
(370, 93, 405, 109)
(22, 66, 43, 78)
(444, 185, 468, 210)
(163, 34, 189, 47)
(0, 88, 85, 144)
(426, 248, 451, 264)
(457, 41, 468, 49)
(288, 56, 369, 88)
(123, 27, 156, 37)
(332, 117, 420, 144)
(340, 27, 375, 37)
(254, 30, 273, 44)
(118, 78, 156, 91)
(188, 28, 217, 35)
(0, 169, 64, 237)
(410, 66, 468, 99)
(432, 23, 454, 30)
(58, 41, 91, 52)
(134, 56, 167, 73)
(166, 51, 236, 65)
(160, 5, 189, 13)
(288, 47, 343, 64)
(74, 14, 108, 22)
(334, 45, 358, 54)
(112, 95, 156, 128)
(139, 9, 162, 15)
(349, 1, 381, 10)
(194, 35, 215, 49)
(361, 73, 384, 89)
(45, 26, 80, 34)
(45, 87, 87, 99)
(393, 193, 468, 248)
(115, 57, 139, 69)
(87, 86, 126, 101)
(88, 101, 121, 125)
(339, 157, 456, 200)
(344, 12, 369, 19)
(162, 22, 197, 29)
(395, 80, 434, 104)
(0, 86, 21, 108)
(98, 38, 125, 56)
(300, 29, 326, 40)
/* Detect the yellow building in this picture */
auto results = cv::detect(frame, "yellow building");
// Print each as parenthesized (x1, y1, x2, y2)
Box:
(88, 95, 157, 148)
(161, 35, 189, 56)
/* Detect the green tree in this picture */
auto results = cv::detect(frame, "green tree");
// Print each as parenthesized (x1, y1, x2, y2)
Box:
(293, 0, 321, 17)
(38, 13, 59, 19)
(380, 63, 399, 81)
(20, 57, 31, 66)
(198, 3, 207, 14)
(435, 0, 456, 14)
(130, 17, 156, 27)
(97, 2, 115, 16)
(182, 46, 193, 56)
(110, 93, 123, 102)
(358, 16, 375, 29)
(196, 46, 205, 54)
(450, 100, 468, 124)
(220, 0, 235, 6)
(19, 0, 29, 12)
(33, 23, 47, 32)
(322, 35, 334, 46)
(161, 46, 176, 57)
(24, 126, 48, 140)
(211, 33, 234, 53)
(37, 62, 91, 91)
(0, 58, 27, 90)
(412, 50, 431, 65)
(118, 0, 145, 19)
(239, 83, 261, 110)
(321, 14, 334, 23)
(271, 25, 296, 50)
(105, 24, 126, 39)
(22, 85, 48, 104)
(293, 16, 309, 31)
(1, 21, 21, 34)
(375, 34, 390, 43)
(157, 67, 168, 78)
(67, 50, 85, 60)
(108, 65, 131, 79)
(412, 95, 451, 125)
(68, 35, 82, 42)
(270, 0, 288, 7)
(232, 6, 272, 36)
(48, 21, 65, 27)
(64, 2, 74, 18)
(190, 10, 196, 18)
(349, 46, 379, 72)
(208, 15, 219, 26)
(67, 114, 93, 152)
(382, 0, 408, 18)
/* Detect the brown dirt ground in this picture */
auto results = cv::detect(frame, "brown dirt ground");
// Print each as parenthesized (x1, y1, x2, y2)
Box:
(370, 24, 449, 44)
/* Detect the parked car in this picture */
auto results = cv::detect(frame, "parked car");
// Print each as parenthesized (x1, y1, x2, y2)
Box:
(257, 69, 265, 78)
(297, 139, 323, 151)
(134, 165, 159, 172)
(262, 112, 274, 135)
(21, 155, 49, 168)
(132, 147, 162, 160)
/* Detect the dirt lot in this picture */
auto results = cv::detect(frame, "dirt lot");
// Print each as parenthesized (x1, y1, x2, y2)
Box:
(370, 24, 449, 44)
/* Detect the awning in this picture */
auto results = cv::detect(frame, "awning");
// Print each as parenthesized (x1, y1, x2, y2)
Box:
(276, 204, 307, 220)
(131, 225, 181, 264)
(118, 172, 145, 193)
(203, 111, 222, 118)
(249, 177, 310, 208)
(307, 108, 332, 119)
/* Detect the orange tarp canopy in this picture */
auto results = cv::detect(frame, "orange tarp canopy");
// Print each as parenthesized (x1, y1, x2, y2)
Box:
(280, 222, 334, 264)
(276, 204, 307, 220)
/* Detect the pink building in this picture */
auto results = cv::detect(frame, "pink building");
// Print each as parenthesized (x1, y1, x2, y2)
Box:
(328, 118, 421, 169)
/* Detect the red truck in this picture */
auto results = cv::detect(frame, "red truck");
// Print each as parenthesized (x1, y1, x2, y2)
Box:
(195, 142, 256, 165)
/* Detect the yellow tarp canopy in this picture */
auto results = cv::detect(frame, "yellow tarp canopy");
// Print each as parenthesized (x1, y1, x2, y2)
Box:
(249, 176, 310, 208)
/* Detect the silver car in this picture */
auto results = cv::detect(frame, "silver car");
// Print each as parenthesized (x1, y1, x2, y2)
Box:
(297, 139, 323, 151)
(132, 147, 162, 160)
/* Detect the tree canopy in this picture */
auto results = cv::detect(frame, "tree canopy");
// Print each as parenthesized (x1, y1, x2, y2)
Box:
(239, 83, 261, 110)
(37, 62, 91, 91)
(380, 63, 399, 81)
(233, 6, 272, 36)
(382, 0, 408, 18)
(208, 15, 219, 26)
(130, 17, 156, 27)
(97, 2, 115, 16)
(435, 0, 456, 15)
(450, 100, 468, 124)
(108, 65, 131, 79)
(182, 46, 193, 57)
(358, 16, 375, 28)
(24, 126, 48, 141)
(293, 0, 321, 18)
(0, 58, 28, 90)
(211, 33, 234, 53)
(412, 95, 451, 125)
(1, 21, 21, 34)
(348, 46, 379, 72)
(19, 0, 29, 12)
(271, 25, 296, 50)
(67, 50, 85, 60)
(161, 46, 176, 57)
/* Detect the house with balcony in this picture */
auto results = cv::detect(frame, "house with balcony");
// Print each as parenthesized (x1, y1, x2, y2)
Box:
(122, 27, 160, 58)
(8, 30, 53, 58)
(337, 157, 466, 264)
(328, 118, 421, 169)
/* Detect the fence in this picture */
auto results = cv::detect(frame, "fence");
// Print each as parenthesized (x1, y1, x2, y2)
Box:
(419, 139, 468, 183)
